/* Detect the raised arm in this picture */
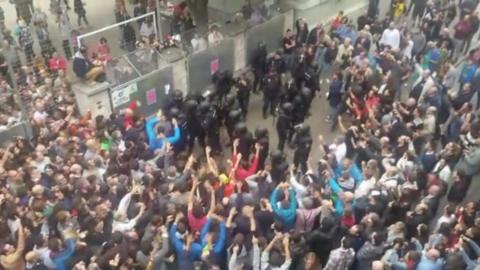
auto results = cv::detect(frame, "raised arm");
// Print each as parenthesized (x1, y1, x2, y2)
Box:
(252, 236, 261, 270)
(289, 167, 307, 195)
(212, 221, 227, 254)
(270, 187, 282, 214)
(115, 191, 133, 218)
(232, 138, 239, 157)
(205, 146, 219, 176)
(54, 238, 76, 270)
(208, 184, 215, 216)
(464, 236, 480, 256)
(244, 143, 262, 176)
(187, 176, 198, 211)
(280, 235, 292, 270)
(226, 207, 237, 229)
(8, 225, 25, 263)
(287, 188, 297, 212)
(169, 223, 184, 253)
(261, 234, 282, 270)
(200, 218, 212, 245)
(228, 245, 240, 270)
(166, 118, 181, 144)
(146, 116, 160, 146)
(151, 227, 170, 263)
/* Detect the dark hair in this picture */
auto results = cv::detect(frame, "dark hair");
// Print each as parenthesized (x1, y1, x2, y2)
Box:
(341, 236, 353, 249)
(48, 238, 60, 252)
(112, 231, 124, 244)
(192, 203, 205, 219)
(151, 215, 163, 227)
(157, 126, 165, 135)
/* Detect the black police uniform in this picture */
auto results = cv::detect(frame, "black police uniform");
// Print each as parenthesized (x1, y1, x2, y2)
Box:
(236, 76, 251, 117)
(276, 102, 294, 151)
(254, 127, 269, 170)
(262, 72, 281, 119)
(251, 43, 267, 92)
(292, 124, 312, 173)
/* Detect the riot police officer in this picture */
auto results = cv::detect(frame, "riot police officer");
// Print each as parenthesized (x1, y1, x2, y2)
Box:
(213, 70, 234, 102)
(300, 87, 314, 118)
(251, 42, 267, 93)
(267, 50, 287, 75)
(183, 99, 203, 151)
(304, 63, 320, 94)
(270, 149, 289, 184)
(292, 95, 306, 125)
(236, 74, 251, 118)
(292, 123, 312, 173)
(233, 122, 253, 159)
(165, 89, 184, 112)
(198, 101, 222, 154)
(262, 69, 281, 119)
(276, 102, 293, 151)
(280, 79, 298, 104)
(292, 51, 307, 90)
(226, 108, 243, 142)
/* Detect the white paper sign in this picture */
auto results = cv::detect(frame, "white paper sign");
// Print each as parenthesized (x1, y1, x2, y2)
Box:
(164, 84, 171, 95)
(111, 83, 138, 108)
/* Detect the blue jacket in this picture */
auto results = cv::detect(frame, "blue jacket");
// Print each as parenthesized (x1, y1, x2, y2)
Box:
(416, 256, 443, 270)
(328, 177, 356, 215)
(199, 218, 227, 265)
(335, 163, 364, 184)
(329, 163, 363, 215)
(53, 239, 76, 270)
(145, 117, 181, 151)
(460, 63, 478, 84)
(72, 55, 91, 79)
(270, 188, 297, 229)
(169, 224, 202, 270)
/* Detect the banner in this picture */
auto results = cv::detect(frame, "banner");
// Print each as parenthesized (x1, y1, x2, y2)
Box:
(111, 83, 138, 109)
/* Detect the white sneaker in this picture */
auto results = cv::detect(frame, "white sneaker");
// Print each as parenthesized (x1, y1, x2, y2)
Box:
(320, 79, 324, 85)
(326, 79, 330, 84)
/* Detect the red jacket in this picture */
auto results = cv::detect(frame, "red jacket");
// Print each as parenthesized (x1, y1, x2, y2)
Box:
(231, 154, 259, 181)
(454, 19, 472, 40)
(49, 57, 67, 72)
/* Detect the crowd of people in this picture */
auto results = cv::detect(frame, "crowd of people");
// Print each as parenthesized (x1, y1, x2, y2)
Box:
(2, 0, 480, 270)
(0, 0, 88, 131)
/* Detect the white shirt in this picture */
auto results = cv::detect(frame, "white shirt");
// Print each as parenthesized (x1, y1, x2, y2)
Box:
(35, 247, 56, 269)
(403, 40, 414, 59)
(140, 22, 154, 38)
(355, 177, 376, 199)
(436, 215, 454, 230)
(380, 28, 400, 50)
(329, 142, 347, 164)
(33, 110, 48, 124)
(191, 37, 207, 52)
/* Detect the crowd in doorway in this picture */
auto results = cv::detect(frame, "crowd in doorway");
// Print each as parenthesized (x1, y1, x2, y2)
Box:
(2, 0, 480, 270)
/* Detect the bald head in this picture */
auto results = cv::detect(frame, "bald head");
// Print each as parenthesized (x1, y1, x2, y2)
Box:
(372, 261, 384, 270)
